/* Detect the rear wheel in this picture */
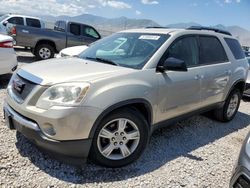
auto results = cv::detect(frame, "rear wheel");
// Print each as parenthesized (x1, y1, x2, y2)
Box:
(90, 108, 149, 167)
(35, 44, 55, 60)
(213, 88, 241, 122)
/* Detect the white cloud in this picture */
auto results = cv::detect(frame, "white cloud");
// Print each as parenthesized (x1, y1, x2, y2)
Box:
(0, 0, 132, 16)
(224, 0, 241, 3)
(107, 1, 132, 9)
(141, 0, 159, 5)
(97, 0, 132, 9)
(135, 10, 142, 15)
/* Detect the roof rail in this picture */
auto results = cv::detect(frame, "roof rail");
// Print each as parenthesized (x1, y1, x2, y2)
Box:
(145, 26, 169, 29)
(187, 26, 232, 36)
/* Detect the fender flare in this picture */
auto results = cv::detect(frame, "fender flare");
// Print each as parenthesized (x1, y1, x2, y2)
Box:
(88, 98, 153, 138)
(226, 79, 246, 99)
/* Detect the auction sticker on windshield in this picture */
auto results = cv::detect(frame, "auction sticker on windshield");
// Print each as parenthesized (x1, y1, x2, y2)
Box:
(139, 35, 161, 40)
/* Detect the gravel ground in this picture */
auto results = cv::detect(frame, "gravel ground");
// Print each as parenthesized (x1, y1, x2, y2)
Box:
(0, 51, 250, 187)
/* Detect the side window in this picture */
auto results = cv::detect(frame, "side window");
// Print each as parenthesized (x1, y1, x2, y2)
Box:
(54, 21, 65, 32)
(59, 21, 66, 31)
(83, 26, 100, 39)
(69, 23, 81, 36)
(165, 36, 199, 67)
(199, 36, 228, 64)
(224, 38, 245, 60)
(54, 21, 60, 29)
(7, 17, 24, 25)
(26, 18, 41, 28)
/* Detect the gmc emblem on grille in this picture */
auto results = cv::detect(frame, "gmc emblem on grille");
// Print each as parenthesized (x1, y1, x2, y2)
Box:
(12, 78, 25, 94)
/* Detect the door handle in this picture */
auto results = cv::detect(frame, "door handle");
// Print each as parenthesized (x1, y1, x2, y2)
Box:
(195, 75, 204, 80)
(195, 75, 200, 80)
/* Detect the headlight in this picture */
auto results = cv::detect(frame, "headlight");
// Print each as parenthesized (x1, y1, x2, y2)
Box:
(36, 82, 90, 110)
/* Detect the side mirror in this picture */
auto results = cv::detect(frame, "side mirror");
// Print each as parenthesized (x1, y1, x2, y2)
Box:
(157, 57, 187, 72)
(3, 21, 8, 27)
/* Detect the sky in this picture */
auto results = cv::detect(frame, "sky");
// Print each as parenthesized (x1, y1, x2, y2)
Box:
(0, 0, 249, 29)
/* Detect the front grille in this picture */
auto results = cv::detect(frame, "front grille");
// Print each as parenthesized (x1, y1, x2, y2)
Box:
(233, 175, 250, 188)
(9, 74, 37, 103)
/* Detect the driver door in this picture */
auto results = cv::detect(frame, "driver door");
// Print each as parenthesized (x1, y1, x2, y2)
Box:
(156, 35, 202, 122)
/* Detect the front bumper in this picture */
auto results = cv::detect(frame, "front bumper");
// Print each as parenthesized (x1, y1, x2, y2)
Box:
(230, 167, 250, 188)
(230, 132, 250, 187)
(3, 103, 92, 164)
(6, 82, 102, 141)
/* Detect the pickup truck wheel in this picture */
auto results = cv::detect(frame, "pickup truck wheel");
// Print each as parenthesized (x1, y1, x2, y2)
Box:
(90, 108, 149, 167)
(213, 89, 241, 122)
(35, 44, 55, 60)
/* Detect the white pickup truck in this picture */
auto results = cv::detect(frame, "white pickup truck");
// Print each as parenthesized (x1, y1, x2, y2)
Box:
(0, 14, 45, 31)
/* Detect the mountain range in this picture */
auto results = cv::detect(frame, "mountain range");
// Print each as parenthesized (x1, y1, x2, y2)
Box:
(41, 14, 160, 36)
(1, 12, 249, 46)
(41, 14, 250, 46)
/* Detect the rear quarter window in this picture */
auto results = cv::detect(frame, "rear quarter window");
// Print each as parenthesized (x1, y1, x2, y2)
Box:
(224, 38, 245, 60)
(26, 18, 41, 28)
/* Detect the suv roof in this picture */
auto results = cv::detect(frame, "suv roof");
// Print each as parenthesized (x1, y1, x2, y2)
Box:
(122, 26, 233, 38)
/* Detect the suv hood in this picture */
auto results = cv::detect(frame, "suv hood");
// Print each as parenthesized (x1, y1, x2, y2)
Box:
(18, 58, 133, 85)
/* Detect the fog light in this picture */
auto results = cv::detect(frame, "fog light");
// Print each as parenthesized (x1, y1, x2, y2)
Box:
(42, 123, 56, 136)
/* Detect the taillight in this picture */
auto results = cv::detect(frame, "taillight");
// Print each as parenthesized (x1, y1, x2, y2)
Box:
(0, 41, 13, 48)
(11, 27, 16, 35)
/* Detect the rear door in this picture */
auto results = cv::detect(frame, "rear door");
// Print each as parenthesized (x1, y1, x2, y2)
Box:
(156, 35, 202, 122)
(197, 35, 232, 107)
(26, 18, 41, 28)
(67, 22, 84, 47)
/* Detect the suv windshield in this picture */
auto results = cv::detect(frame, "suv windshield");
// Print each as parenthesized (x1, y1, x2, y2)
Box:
(79, 32, 169, 69)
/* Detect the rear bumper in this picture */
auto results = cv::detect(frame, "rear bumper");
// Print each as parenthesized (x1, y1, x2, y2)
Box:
(0, 64, 17, 75)
(3, 103, 92, 165)
(0, 49, 17, 75)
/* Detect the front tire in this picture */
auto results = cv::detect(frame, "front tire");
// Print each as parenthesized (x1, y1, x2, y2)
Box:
(90, 108, 149, 167)
(213, 88, 242, 122)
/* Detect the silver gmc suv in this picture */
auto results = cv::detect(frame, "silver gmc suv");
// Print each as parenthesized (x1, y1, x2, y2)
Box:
(3, 26, 249, 167)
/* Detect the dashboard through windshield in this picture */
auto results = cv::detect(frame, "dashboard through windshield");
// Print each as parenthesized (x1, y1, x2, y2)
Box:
(79, 32, 169, 69)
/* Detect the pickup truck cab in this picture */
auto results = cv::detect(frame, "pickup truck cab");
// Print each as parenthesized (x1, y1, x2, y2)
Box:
(0, 14, 44, 30)
(11, 20, 101, 60)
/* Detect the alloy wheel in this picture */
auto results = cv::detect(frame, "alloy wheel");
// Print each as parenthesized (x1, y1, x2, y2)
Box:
(226, 93, 239, 118)
(97, 118, 140, 160)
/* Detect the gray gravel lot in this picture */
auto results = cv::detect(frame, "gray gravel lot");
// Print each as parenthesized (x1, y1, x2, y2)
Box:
(0, 50, 250, 187)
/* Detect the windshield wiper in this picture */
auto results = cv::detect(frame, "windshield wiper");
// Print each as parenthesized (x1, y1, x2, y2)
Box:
(85, 57, 119, 66)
